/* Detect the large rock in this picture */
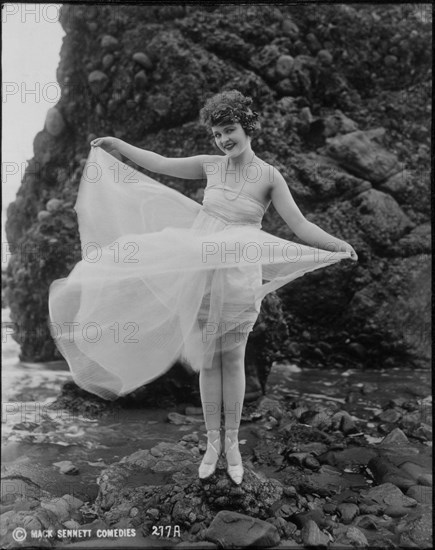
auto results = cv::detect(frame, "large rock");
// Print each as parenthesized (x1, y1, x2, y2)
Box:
(351, 188, 414, 247)
(44, 107, 65, 137)
(325, 130, 400, 183)
(85, 438, 298, 541)
(360, 483, 417, 517)
(205, 511, 280, 548)
(4, 4, 431, 388)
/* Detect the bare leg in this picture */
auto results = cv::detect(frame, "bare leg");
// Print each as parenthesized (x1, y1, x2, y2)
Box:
(199, 350, 222, 431)
(221, 334, 246, 430)
(221, 332, 247, 484)
(198, 348, 222, 477)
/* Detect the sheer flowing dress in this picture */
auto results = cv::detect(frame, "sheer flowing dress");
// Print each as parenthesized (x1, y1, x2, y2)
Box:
(48, 147, 351, 400)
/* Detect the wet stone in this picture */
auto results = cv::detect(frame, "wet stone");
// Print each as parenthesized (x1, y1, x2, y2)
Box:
(399, 505, 433, 548)
(132, 52, 152, 69)
(292, 509, 326, 529)
(378, 409, 402, 423)
(88, 70, 109, 95)
(406, 485, 432, 504)
(378, 427, 409, 447)
(358, 503, 384, 515)
(322, 502, 337, 514)
(417, 473, 432, 486)
(100, 35, 119, 51)
(331, 411, 358, 434)
(301, 519, 329, 548)
(361, 483, 417, 517)
(346, 526, 369, 547)
(205, 510, 280, 548)
(337, 502, 359, 524)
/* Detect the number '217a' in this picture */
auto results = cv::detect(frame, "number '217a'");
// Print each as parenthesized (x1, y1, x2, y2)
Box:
(151, 525, 181, 538)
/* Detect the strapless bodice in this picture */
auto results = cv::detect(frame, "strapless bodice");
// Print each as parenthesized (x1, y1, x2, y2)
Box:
(202, 185, 268, 228)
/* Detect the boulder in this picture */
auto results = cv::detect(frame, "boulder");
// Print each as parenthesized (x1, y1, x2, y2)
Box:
(351, 189, 414, 246)
(360, 482, 417, 517)
(205, 511, 280, 548)
(45, 107, 65, 137)
(325, 130, 399, 183)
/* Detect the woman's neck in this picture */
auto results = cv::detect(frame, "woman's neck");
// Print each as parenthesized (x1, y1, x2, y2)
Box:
(226, 146, 255, 169)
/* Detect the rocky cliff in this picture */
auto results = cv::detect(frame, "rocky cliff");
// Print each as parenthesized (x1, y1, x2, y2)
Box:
(5, 4, 431, 379)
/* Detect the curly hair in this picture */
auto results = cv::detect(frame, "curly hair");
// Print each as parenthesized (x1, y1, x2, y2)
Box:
(199, 89, 261, 136)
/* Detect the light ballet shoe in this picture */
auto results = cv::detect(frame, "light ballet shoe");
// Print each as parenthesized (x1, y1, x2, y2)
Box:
(225, 428, 244, 485)
(199, 429, 221, 480)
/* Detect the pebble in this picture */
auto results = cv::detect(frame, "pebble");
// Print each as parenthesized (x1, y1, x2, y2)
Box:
(378, 427, 410, 447)
(60, 494, 83, 511)
(337, 502, 359, 524)
(150, 446, 163, 457)
(88, 71, 109, 95)
(132, 52, 153, 69)
(100, 35, 119, 51)
(322, 502, 336, 514)
(102, 54, 115, 70)
(331, 411, 357, 434)
(378, 408, 402, 423)
(384, 55, 398, 66)
(358, 503, 384, 515)
(317, 49, 333, 66)
(41, 498, 70, 522)
(63, 519, 81, 529)
(134, 70, 148, 89)
(346, 526, 369, 547)
(281, 18, 299, 39)
(275, 54, 295, 78)
(304, 456, 321, 471)
(301, 519, 329, 548)
(53, 460, 79, 475)
(181, 433, 199, 443)
(46, 198, 63, 212)
(283, 485, 297, 498)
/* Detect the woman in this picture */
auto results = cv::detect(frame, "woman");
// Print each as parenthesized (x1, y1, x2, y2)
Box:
(49, 90, 357, 486)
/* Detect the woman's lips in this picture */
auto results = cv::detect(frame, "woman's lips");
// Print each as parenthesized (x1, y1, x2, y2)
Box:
(224, 143, 235, 150)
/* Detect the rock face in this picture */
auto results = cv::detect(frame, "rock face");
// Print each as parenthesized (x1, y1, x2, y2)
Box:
(4, 5, 431, 384)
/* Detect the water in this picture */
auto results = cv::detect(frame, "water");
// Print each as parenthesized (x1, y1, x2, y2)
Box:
(2, 306, 431, 503)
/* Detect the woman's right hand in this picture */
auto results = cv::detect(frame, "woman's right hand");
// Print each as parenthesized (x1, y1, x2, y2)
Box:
(90, 136, 119, 151)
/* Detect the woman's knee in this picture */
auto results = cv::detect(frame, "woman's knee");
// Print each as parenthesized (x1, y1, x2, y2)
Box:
(221, 347, 245, 371)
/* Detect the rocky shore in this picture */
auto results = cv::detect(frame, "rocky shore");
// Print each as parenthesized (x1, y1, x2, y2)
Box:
(2, 4, 431, 548)
(1, 377, 431, 549)
(4, 4, 431, 380)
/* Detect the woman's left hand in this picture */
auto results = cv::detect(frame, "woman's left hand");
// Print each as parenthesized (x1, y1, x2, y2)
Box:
(339, 241, 358, 261)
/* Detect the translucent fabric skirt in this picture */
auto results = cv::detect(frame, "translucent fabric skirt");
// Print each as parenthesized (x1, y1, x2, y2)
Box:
(48, 147, 352, 400)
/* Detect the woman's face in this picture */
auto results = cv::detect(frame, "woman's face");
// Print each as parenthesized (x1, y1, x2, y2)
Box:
(211, 121, 250, 156)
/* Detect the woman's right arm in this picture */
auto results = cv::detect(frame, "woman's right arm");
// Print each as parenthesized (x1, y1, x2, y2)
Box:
(91, 137, 214, 180)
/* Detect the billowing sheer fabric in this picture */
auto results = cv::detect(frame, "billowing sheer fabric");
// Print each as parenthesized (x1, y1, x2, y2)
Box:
(48, 147, 351, 400)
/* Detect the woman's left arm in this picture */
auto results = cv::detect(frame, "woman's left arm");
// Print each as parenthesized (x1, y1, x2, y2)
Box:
(270, 168, 358, 260)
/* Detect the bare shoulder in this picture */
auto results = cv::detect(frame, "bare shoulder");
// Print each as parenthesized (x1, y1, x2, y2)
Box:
(253, 157, 282, 192)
